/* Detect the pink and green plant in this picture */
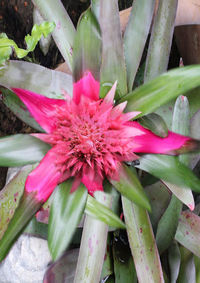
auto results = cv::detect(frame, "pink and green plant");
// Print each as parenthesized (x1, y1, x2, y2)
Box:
(0, 0, 200, 282)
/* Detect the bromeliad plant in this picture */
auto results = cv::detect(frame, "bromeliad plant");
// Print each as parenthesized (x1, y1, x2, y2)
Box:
(1, 0, 200, 282)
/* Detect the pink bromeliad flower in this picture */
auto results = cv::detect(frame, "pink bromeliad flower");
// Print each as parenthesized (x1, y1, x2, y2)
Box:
(12, 72, 191, 202)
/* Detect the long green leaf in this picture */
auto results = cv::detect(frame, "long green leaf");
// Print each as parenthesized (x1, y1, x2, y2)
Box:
(156, 95, 190, 253)
(124, 0, 155, 91)
(177, 246, 196, 283)
(85, 194, 125, 229)
(0, 134, 50, 167)
(32, 0, 75, 70)
(74, 192, 110, 283)
(168, 242, 181, 283)
(175, 211, 200, 257)
(48, 180, 87, 261)
(144, 0, 178, 82)
(72, 8, 101, 82)
(0, 165, 34, 241)
(0, 22, 55, 64)
(122, 196, 164, 283)
(120, 65, 200, 117)
(0, 61, 72, 130)
(110, 165, 151, 211)
(136, 154, 200, 193)
(0, 190, 42, 262)
(99, 0, 127, 99)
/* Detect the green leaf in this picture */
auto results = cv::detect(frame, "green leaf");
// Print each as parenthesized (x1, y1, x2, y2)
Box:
(168, 242, 181, 283)
(156, 195, 182, 254)
(110, 164, 151, 211)
(122, 196, 164, 283)
(0, 190, 42, 262)
(0, 165, 34, 241)
(33, 8, 52, 56)
(32, 0, 76, 70)
(100, 234, 113, 280)
(175, 211, 200, 257)
(99, 0, 127, 99)
(136, 154, 200, 193)
(72, 8, 101, 82)
(0, 60, 72, 130)
(0, 134, 50, 167)
(162, 181, 194, 211)
(74, 192, 111, 283)
(120, 65, 200, 117)
(138, 113, 168, 137)
(0, 33, 12, 65)
(124, 0, 155, 91)
(177, 246, 196, 283)
(112, 230, 137, 283)
(85, 193, 125, 229)
(145, 181, 170, 230)
(48, 180, 87, 261)
(0, 22, 55, 64)
(24, 216, 48, 239)
(144, 0, 178, 82)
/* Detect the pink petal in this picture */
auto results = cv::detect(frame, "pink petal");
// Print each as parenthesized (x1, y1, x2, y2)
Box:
(104, 81, 117, 104)
(25, 148, 62, 202)
(73, 71, 100, 104)
(12, 88, 66, 133)
(82, 173, 103, 196)
(130, 121, 190, 154)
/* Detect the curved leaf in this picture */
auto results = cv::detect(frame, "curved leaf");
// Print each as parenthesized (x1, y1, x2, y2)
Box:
(0, 165, 34, 241)
(32, 0, 76, 70)
(120, 65, 200, 117)
(136, 154, 200, 193)
(124, 0, 155, 91)
(122, 196, 164, 283)
(144, 0, 178, 81)
(73, 8, 101, 82)
(74, 192, 110, 283)
(0, 134, 50, 167)
(138, 113, 168, 137)
(48, 181, 87, 261)
(0, 22, 55, 64)
(85, 194, 125, 229)
(99, 0, 127, 99)
(0, 61, 72, 130)
(175, 211, 200, 257)
(168, 242, 181, 283)
(110, 165, 151, 211)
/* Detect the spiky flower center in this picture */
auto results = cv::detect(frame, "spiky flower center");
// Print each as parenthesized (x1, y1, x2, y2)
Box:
(47, 98, 137, 180)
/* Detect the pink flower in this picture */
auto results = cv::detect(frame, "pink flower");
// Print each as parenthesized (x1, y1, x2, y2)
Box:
(12, 72, 190, 201)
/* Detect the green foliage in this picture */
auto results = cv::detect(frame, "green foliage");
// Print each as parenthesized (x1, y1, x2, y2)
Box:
(0, 22, 55, 64)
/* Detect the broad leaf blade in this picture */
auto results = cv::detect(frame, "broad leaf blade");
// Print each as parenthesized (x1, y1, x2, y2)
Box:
(32, 0, 75, 70)
(110, 165, 151, 211)
(122, 197, 164, 283)
(100, 0, 127, 99)
(0, 165, 34, 241)
(74, 192, 110, 283)
(124, 0, 155, 91)
(144, 0, 178, 82)
(136, 154, 200, 193)
(0, 61, 72, 130)
(0, 134, 50, 167)
(175, 211, 200, 257)
(0, 190, 42, 262)
(138, 113, 168, 137)
(168, 242, 181, 283)
(48, 180, 87, 261)
(85, 194, 125, 229)
(73, 8, 101, 82)
(120, 65, 200, 117)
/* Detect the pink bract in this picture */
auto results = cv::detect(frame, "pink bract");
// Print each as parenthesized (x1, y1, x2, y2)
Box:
(12, 72, 191, 201)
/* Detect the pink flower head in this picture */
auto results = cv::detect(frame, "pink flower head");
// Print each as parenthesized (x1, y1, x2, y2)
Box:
(12, 72, 190, 202)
